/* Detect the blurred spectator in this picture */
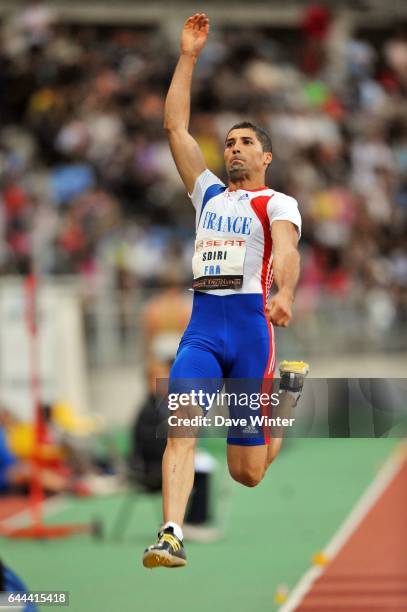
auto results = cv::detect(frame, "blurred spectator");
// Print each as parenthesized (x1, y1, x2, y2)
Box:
(142, 274, 192, 372)
(0, 558, 38, 612)
(0, 408, 72, 495)
(384, 27, 407, 88)
(0, 407, 123, 496)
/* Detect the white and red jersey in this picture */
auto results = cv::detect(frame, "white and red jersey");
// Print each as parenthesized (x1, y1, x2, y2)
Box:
(189, 169, 301, 300)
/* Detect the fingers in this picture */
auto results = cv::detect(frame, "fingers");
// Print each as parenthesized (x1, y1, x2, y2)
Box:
(266, 301, 291, 327)
(185, 13, 209, 30)
(270, 314, 290, 327)
(266, 292, 293, 328)
(275, 316, 290, 328)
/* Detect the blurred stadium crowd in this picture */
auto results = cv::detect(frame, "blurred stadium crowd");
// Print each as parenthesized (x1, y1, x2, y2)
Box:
(0, 2, 406, 348)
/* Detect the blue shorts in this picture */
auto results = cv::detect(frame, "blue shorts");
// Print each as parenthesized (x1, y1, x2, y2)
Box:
(169, 292, 275, 445)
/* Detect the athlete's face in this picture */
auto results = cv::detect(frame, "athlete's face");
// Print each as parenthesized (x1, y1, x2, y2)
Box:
(224, 128, 272, 182)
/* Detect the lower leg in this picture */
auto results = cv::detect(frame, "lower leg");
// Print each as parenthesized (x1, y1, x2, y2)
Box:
(265, 437, 283, 470)
(263, 377, 304, 472)
(162, 436, 196, 526)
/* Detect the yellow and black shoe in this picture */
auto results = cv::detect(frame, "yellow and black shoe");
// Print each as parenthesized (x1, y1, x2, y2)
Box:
(143, 527, 187, 569)
(278, 360, 310, 407)
(279, 360, 309, 393)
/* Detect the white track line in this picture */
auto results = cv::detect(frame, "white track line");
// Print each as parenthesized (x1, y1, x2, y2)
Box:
(279, 444, 406, 612)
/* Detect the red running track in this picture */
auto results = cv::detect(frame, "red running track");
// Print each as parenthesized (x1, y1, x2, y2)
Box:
(0, 496, 27, 521)
(296, 456, 407, 611)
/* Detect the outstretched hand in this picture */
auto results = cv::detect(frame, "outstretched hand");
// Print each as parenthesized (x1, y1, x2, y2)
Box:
(181, 13, 209, 59)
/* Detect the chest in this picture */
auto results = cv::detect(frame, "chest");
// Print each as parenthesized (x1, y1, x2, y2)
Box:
(198, 193, 267, 240)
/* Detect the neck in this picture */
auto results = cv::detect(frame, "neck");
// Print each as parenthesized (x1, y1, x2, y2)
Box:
(228, 175, 267, 191)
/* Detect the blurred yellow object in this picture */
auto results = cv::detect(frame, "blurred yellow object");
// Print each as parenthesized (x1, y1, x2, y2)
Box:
(196, 135, 224, 174)
(7, 423, 63, 461)
(29, 88, 59, 113)
(393, 442, 407, 461)
(53, 402, 103, 436)
(274, 584, 289, 604)
(312, 551, 329, 566)
(279, 361, 310, 376)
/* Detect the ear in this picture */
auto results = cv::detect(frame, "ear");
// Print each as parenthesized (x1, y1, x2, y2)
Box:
(263, 152, 272, 167)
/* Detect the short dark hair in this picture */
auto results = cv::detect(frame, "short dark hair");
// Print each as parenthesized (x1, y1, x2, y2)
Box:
(226, 121, 272, 153)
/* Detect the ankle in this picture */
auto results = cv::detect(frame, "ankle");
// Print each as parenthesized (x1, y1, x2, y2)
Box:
(161, 521, 183, 541)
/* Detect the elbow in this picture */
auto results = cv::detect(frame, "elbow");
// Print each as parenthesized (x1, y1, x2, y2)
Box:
(163, 123, 186, 139)
(164, 110, 180, 133)
(163, 104, 171, 130)
(163, 107, 187, 133)
(163, 116, 177, 133)
(163, 116, 173, 132)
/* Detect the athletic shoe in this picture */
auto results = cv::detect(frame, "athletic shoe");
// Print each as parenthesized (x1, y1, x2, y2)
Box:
(279, 360, 309, 377)
(278, 360, 309, 408)
(279, 360, 309, 392)
(142, 527, 187, 568)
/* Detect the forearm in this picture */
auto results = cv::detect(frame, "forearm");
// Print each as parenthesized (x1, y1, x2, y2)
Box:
(164, 53, 197, 131)
(273, 248, 300, 298)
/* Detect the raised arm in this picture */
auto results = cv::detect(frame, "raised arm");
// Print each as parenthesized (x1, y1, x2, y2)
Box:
(266, 221, 301, 327)
(164, 13, 209, 193)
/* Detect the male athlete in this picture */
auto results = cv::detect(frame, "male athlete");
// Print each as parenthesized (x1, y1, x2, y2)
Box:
(143, 13, 302, 568)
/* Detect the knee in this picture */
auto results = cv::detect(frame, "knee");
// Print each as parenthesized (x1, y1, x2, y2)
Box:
(228, 466, 264, 488)
(165, 436, 196, 452)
